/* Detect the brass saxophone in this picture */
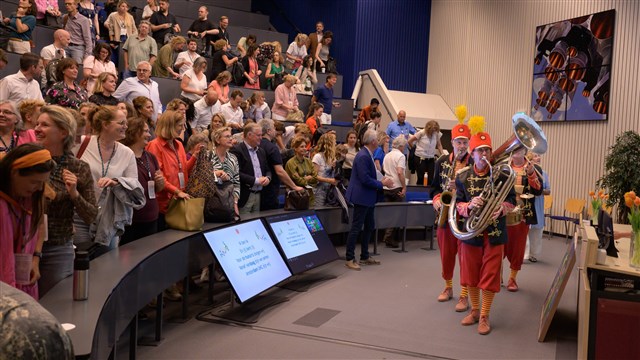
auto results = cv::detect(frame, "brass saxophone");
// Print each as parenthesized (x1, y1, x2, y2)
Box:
(437, 160, 456, 227)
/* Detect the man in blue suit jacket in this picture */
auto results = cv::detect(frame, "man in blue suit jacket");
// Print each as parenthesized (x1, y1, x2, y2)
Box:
(345, 129, 393, 270)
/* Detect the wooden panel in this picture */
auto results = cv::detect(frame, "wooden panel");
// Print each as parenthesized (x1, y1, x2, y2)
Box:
(428, 0, 640, 235)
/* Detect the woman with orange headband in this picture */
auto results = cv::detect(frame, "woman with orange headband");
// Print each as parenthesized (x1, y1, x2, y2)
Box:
(0, 143, 56, 299)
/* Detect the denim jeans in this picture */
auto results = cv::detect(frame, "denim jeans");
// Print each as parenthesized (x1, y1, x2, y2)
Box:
(346, 204, 375, 261)
(38, 240, 75, 297)
(66, 44, 86, 64)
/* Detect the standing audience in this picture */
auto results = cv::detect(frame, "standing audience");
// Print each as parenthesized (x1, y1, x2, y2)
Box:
(0, 53, 44, 104)
(0, 143, 55, 299)
(113, 61, 163, 121)
(312, 132, 338, 207)
(381, 136, 408, 248)
(272, 75, 301, 121)
(0, 101, 37, 154)
(145, 110, 198, 230)
(221, 90, 245, 131)
(63, 0, 94, 63)
(119, 117, 165, 245)
(45, 58, 89, 110)
(152, 36, 186, 78)
(175, 38, 201, 75)
(312, 73, 340, 124)
(3, 0, 37, 55)
(82, 43, 117, 95)
(18, 100, 45, 130)
(122, 21, 157, 79)
(408, 120, 444, 186)
(35, 105, 97, 296)
(265, 51, 285, 91)
(242, 44, 262, 89)
(89, 72, 119, 106)
(149, 0, 180, 46)
(344, 129, 393, 270)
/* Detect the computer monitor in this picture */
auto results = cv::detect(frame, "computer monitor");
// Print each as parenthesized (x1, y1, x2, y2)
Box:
(264, 210, 339, 275)
(597, 209, 618, 257)
(202, 219, 292, 303)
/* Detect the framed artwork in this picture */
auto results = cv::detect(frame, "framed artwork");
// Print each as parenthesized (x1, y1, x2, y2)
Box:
(531, 10, 615, 122)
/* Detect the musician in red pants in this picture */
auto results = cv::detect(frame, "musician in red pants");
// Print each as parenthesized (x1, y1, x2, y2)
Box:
(454, 118, 515, 335)
(504, 147, 543, 291)
(431, 115, 472, 312)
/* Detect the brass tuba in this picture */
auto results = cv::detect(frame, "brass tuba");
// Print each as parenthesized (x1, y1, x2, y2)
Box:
(437, 162, 456, 227)
(448, 113, 547, 241)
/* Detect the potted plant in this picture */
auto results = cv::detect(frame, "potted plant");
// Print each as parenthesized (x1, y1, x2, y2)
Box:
(597, 131, 640, 223)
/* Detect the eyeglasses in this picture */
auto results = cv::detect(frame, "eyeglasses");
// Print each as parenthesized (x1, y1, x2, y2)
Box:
(0, 110, 15, 116)
(136, 69, 150, 73)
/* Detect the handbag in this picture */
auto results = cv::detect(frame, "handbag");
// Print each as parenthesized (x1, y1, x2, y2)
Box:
(45, 13, 63, 28)
(204, 181, 236, 223)
(165, 197, 205, 231)
(285, 189, 311, 211)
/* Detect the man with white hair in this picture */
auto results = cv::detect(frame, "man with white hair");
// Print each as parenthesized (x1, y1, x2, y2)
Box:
(381, 136, 408, 248)
(344, 129, 394, 270)
(113, 61, 163, 120)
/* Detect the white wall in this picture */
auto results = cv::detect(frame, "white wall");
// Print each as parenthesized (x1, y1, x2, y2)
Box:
(427, 0, 640, 229)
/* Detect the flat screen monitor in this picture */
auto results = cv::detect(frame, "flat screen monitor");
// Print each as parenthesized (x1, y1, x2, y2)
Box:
(264, 210, 339, 274)
(202, 219, 292, 303)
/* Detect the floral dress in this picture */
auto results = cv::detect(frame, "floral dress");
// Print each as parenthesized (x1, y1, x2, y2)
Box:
(45, 81, 89, 110)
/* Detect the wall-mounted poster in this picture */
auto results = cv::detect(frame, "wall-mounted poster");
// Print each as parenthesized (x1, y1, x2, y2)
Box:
(531, 10, 615, 122)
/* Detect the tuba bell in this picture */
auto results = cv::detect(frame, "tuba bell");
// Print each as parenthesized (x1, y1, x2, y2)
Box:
(448, 113, 547, 241)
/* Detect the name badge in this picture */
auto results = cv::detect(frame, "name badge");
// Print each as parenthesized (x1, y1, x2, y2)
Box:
(147, 180, 156, 199)
(178, 172, 185, 189)
(121, 27, 127, 36)
(14, 253, 33, 285)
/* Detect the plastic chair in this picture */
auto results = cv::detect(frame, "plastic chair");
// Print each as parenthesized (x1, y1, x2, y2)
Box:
(548, 198, 585, 240)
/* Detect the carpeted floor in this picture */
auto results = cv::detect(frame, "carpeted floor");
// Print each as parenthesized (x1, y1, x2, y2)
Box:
(124, 234, 578, 359)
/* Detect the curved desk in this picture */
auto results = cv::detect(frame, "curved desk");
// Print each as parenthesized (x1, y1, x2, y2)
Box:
(39, 204, 433, 359)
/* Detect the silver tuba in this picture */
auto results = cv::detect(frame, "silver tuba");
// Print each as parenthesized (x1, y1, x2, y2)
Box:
(448, 113, 548, 241)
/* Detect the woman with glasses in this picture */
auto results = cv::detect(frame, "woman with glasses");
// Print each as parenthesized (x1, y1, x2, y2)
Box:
(209, 126, 240, 215)
(83, 43, 118, 95)
(0, 101, 37, 154)
(45, 58, 89, 110)
(145, 110, 200, 230)
(34, 105, 97, 297)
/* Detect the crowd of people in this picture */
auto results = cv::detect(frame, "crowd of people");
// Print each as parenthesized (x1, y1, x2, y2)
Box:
(0, 0, 553, 339)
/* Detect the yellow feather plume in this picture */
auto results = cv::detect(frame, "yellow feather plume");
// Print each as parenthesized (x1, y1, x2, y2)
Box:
(454, 105, 467, 124)
(468, 115, 485, 136)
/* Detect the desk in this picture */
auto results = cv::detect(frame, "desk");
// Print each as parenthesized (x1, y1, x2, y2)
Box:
(39, 204, 434, 359)
(582, 224, 640, 359)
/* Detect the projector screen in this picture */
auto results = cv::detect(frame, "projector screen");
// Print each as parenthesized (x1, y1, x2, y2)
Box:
(203, 219, 292, 303)
(265, 210, 339, 274)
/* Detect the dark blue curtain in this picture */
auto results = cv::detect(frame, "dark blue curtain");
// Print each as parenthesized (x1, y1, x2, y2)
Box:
(253, 0, 431, 96)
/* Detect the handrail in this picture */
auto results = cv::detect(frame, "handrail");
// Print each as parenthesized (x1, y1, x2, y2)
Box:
(358, 72, 396, 121)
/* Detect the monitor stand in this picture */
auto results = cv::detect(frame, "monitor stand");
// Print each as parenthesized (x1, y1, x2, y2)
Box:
(606, 235, 619, 258)
(208, 293, 289, 324)
(278, 272, 338, 292)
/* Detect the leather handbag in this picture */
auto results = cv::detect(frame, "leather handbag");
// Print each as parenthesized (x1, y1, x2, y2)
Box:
(205, 181, 236, 222)
(165, 197, 205, 231)
(285, 189, 311, 211)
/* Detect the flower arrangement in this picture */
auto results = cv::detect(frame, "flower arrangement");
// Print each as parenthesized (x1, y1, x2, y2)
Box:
(589, 189, 607, 224)
(623, 191, 640, 268)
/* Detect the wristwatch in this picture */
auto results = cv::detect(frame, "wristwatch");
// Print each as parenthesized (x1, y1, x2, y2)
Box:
(33, 251, 43, 259)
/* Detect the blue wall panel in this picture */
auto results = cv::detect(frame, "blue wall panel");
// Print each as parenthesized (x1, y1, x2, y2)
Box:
(253, 0, 430, 96)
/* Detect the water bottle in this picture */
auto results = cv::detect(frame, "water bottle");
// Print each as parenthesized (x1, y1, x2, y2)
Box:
(73, 251, 90, 301)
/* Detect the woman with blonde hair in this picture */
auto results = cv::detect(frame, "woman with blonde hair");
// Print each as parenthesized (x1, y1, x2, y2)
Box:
(206, 113, 227, 146)
(34, 105, 97, 296)
(18, 100, 45, 130)
(89, 72, 119, 106)
(208, 71, 232, 104)
(265, 51, 285, 90)
(209, 126, 240, 214)
(373, 130, 390, 172)
(152, 36, 187, 78)
(145, 110, 200, 230)
(211, 39, 238, 81)
(408, 119, 443, 186)
(286, 33, 308, 71)
(106, 0, 138, 44)
(312, 132, 337, 207)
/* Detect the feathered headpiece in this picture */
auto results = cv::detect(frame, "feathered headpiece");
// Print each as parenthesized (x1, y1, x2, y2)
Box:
(468, 115, 492, 152)
(452, 105, 471, 140)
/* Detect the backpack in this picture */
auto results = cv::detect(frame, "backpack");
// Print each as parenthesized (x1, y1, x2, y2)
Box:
(43, 58, 62, 89)
(231, 61, 246, 86)
(355, 120, 372, 147)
